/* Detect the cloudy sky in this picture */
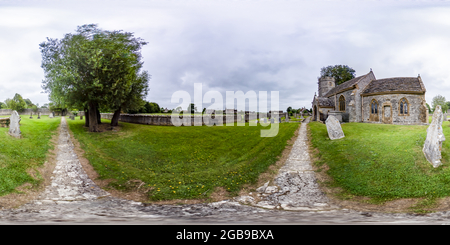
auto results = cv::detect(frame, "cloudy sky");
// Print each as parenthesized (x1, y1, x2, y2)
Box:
(1, 0, 450, 112)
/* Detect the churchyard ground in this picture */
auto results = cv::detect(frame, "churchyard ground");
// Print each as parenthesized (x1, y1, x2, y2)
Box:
(67, 119, 299, 202)
(309, 121, 450, 212)
(0, 115, 60, 197)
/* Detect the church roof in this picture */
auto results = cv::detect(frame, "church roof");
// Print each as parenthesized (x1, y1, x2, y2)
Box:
(317, 97, 334, 107)
(361, 77, 426, 95)
(324, 73, 370, 97)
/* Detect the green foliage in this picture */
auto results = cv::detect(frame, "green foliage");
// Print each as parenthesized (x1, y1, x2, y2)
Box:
(320, 65, 356, 85)
(431, 95, 448, 113)
(9, 93, 27, 112)
(68, 119, 299, 200)
(426, 103, 432, 113)
(127, 101, 161, 114)
(40, 24, 149, 130)
(188, 103, 197, 114)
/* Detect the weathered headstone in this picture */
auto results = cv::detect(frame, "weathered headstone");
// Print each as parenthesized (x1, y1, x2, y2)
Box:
(29, 112, 33, 119)
(9, 110, 21, 138)
(37, 112, 41, 119)
(423, 105, 445, 168)
(325, 115, 344, 140)
(80, 116, 83, 120)
(285, 117, 289, 122)
(49, 112, 54, 118)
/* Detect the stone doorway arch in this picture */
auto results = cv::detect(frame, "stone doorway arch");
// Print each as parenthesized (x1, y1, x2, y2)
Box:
(382, 101, 393, 124)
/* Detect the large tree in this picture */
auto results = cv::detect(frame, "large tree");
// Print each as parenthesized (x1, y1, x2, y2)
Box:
(40, 24, 149, 131)
(431, 95, 448, 113)
(320, 65, 356, 85)
(9, 93, 27, 112)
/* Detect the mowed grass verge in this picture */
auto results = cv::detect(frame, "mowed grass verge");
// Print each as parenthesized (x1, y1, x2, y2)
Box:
(0, 116, 60, 196)
(67, 119, 299, 201)
(309, 121, 450, 203)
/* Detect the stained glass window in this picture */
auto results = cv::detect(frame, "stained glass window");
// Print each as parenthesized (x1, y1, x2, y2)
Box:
(371, 100, 378, 114)
(400, 98, 408, 115)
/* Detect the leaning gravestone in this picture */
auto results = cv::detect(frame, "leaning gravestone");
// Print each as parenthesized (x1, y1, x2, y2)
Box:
(9, 110, 21, 138)
(325, 115, 344, 140)
(423, 105, 445, 168)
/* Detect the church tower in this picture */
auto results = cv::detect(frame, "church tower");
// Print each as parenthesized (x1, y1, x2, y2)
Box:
(318, 76, 335, 97)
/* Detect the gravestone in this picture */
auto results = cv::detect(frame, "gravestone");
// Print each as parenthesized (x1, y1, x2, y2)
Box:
(271, 118, 274, 123)
(279, 117, 281, 123)
(9, 110, 21, 138)
(29, 112, 33, 119)
(285, 117, 289, 122)
(37, 112, 41, 119)
(325, 115, 344, 140)
(264, 118, 267, 123)
(49, 112, 54, 118)
(80, 116, 83, 120)
(423, 105, 445, 168)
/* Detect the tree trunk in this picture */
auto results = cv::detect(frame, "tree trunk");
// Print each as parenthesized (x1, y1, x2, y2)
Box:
(111, 107, 121, 126)
(96, 104, 102, 124)
(85, 109, 89, 127)
(88, 102, 99, 132)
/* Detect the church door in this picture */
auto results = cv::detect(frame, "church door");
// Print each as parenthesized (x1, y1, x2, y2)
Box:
(382, 105, 392, 124)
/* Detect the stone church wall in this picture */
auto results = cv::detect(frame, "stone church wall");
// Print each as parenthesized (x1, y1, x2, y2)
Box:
(362, 93, 427, 125)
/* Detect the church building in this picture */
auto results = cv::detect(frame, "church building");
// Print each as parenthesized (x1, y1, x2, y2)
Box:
(311, 69, 428, 125)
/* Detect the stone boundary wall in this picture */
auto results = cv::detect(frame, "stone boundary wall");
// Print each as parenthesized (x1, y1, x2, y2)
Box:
(100, 113, 288, 126)
(100, 113, 247, 126)
(0, 108, 52, 116)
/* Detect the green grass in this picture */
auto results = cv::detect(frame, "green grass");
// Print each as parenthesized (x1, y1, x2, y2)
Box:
(0, 115, 60, 196)
(309, 121, 450, 203)
(67, 119, 299, 201)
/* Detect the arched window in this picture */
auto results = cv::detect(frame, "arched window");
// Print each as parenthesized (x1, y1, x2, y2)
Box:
(399, 98, 408, 116)
(339, 95, 345, 112)
(371, 99, 378, 114)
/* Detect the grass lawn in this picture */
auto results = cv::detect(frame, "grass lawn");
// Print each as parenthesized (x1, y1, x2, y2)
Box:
(67, 119, 299, 201)
(0, 115, 60, 196)
(309, 121, 450, 203)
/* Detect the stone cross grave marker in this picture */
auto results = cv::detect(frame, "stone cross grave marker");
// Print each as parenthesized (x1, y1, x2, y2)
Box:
(423, 105, 446, 168)
(9, 110, 21, 138)
(325, 115, 344, 140)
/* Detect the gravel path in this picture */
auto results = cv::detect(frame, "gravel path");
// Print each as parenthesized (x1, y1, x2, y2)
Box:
(2, 117, 450, 224)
